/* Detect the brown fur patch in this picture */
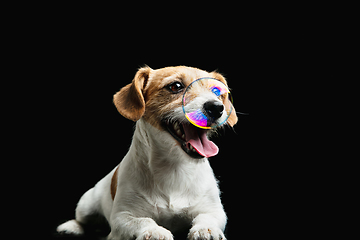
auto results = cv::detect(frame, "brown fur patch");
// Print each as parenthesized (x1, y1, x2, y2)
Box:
(142, 66, 211, 129)
(113, 67, 151, 122)
(111, 166, 119, 200)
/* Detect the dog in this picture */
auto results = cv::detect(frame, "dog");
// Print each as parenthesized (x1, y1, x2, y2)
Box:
(57, 66, 237, 240)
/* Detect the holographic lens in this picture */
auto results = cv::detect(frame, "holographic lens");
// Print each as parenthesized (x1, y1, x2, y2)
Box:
(182, 77, 233, 129)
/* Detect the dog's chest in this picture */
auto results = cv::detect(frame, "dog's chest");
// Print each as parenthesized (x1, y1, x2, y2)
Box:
(154, 193, 194, 231)
(154, 191, 192, 212)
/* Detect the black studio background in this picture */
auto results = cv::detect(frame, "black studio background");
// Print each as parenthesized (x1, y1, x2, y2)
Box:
(19, 5, 295, 240)
(13, 2, 337, 239)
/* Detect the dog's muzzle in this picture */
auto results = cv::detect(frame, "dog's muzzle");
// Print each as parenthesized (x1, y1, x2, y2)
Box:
(163, 77, 233, 158)
(182, 77, 233, 129)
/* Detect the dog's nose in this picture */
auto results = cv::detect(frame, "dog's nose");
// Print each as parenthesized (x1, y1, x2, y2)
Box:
(204, 101, 224, 120)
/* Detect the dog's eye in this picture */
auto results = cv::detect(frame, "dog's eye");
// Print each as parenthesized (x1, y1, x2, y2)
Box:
(166, 82, 185, 93)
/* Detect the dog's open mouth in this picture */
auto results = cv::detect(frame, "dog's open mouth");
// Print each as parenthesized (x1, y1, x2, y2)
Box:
(163, 121, 219, 159)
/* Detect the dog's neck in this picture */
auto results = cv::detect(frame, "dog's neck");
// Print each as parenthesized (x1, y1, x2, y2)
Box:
(128, 118, 209, 193)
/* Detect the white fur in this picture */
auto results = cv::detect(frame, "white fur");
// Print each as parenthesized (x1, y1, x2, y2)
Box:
(57, 219, 84, 235)
(57, 108, 227, 240)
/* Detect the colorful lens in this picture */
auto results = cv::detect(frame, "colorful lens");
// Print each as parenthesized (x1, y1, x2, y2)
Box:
(182, 77, 233, 129)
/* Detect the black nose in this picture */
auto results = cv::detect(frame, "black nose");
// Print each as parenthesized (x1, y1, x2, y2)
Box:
(203, 101, 224, 120)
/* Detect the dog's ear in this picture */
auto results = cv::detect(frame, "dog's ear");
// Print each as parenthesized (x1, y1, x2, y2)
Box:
(211, 71, 238, 127)
(113, 67, 151, 121)
(227, 105, 238, 127)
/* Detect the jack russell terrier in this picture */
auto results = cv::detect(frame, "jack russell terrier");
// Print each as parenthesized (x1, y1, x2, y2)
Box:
(57, 66, 237, 240)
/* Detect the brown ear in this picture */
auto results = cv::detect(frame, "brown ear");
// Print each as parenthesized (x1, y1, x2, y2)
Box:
(227, 105, 238, 127)
(113, 67, 151, 121)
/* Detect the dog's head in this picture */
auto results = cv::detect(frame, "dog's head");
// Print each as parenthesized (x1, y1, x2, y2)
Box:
(114, 66, 237, 158)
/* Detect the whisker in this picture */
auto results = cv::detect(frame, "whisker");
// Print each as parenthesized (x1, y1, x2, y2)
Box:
(236, 111, 249, 115)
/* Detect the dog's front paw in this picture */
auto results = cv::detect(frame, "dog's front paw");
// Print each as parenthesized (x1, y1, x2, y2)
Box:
(136, 226, 173, 240)
(188, 225, 226, 240)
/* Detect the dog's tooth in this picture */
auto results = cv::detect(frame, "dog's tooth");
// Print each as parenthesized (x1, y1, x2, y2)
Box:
(181, 134, 185, 139)
(176, 129, 182, 136)
(174, 122, 180, 131)
(189, 145, 197, 153)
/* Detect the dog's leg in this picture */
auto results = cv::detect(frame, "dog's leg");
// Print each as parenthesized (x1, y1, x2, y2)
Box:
(57, 167, 115, 235)
(188, 213, 227, 240)
(57, 219, 84, 235)
(108, 212, 173, 240)
(57, 187, 101, 235)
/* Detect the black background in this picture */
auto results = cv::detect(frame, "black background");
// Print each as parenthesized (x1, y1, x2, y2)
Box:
(12, 2, 334, 239)
(18, 4, 291, 240)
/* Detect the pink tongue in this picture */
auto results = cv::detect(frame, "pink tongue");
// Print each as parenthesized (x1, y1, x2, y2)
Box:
(182, 124, 219, 158)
